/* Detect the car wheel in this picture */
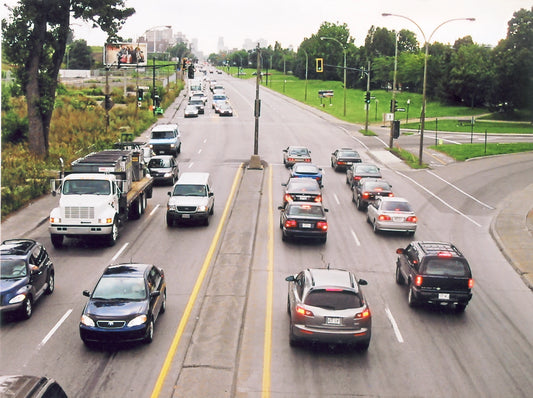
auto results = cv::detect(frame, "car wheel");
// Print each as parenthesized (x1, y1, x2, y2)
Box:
(346, 174, 350, 185)
(144, 319, 154, 344)
(209, 203, 214, 215)
(160, 290, 167, 314)
(395, 264, 405, 285)
(356, 196, 363, 210)
(204, 217, 209, 226)
(281, 231, 288, 242)
(51, 234, 63, 249)
(455, 303, 467, 313)
(107, 219, 119, 246)
(320, 236, 327, 244)
(372, 219, 379, 233)
(358, 337, 371, 351)
(287, 296, 291, 314)
(166, 215, 174, 227)
(21, 297, 33, 319)
(45, 272, 55, 294)
(288, 320, 298, 347)
(407, 283, 418, 308)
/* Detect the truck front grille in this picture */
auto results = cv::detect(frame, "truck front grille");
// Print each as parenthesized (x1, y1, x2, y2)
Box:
(65, 206, 95, 219)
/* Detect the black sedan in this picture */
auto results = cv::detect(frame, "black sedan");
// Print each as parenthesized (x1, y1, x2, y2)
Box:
(147, 155, 179, 185)
(79, 263, 166, 346)
(331, 148, 362, 171)
(346, 163, 382, 188)
(278, 202, 328, 243)
(282, 177, 322, 205)
(352, 178, 393, 210)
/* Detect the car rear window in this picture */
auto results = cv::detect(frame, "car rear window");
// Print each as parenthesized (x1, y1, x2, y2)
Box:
(356, 165, 379, 173)
(382, 201, 412, 211)
(423, 258, 470, 276)
(304, 289, 362, 310)
(288, 179, 319, 191)
(365, 181, 391, 191)
(287, 205, 323, 217)
(339, 151, 359, 157)
(294, 165, 319, 174)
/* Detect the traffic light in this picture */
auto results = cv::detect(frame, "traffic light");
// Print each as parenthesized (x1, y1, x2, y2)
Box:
(315, 58, 323, 73)
(390, 99, 398, 112)
(392, 120, 401, 138)
(182, 58, 187, 71)
(137, 88, 143, 101)
(188, 64, 195, 79)
(365, 91, 371, 104)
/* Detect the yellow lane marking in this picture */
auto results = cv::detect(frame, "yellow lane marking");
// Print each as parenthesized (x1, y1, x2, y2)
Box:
(261, 166, 274, 398)
(150, 164, 244, 398)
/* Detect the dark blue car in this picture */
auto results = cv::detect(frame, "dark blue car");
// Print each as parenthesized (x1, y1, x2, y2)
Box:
(79, 263, 166, 346)
(290, 163, 323, 187)
(0, 239, 55, 320)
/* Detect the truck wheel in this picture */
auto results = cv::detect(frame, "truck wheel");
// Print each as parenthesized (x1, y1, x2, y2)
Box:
(51, 234, 63, 248)
(107, 219, 119, 246)
(129, 198, 142, 220)
(141, 194, 147, 214)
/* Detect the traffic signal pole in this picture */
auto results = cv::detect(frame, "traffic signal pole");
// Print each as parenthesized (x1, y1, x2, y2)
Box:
(389, 33, 399, 148)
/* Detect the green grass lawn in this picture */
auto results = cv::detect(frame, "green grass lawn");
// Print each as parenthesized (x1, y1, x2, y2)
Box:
(430, 143, 533, 161)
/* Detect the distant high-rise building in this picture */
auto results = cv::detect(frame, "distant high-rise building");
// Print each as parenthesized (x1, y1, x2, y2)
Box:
(217, 37, 226, 53)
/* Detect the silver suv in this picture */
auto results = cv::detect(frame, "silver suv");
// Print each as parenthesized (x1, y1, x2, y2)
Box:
(285, 267, 371, 349)
(149, 124, 181, 157)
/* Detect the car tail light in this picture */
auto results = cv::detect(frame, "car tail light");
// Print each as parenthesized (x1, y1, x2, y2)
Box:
(285, 220, 297, 228)
(388, 193, 394, 197)
(438, 251, 453, 257)
(414, 275, 423, 286)
(468, 278, 474, 289)
(316, 221, 328, 231)
(288, 157, 295, 163)
(354, 176, 362, 182)
(314, 195, 322, 203)
(284, 194, 293, 203)
(378, 214, 391, 221)
(338, 161, 346, 165)
(296, 305, 313, 317)
(406, 216, 417, 223)
(355, 307, 371, 319)
(304, 158, 311, 163)
(362, 192, 370, 199)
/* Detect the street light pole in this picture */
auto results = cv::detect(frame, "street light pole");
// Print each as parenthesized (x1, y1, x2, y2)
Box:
(382, 14, 475, 165)
(320, 36, 347, 116)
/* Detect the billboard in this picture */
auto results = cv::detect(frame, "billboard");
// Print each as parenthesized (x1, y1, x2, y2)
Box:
(104, 43, 147, 67)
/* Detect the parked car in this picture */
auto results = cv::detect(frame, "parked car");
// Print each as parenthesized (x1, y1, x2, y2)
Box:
(395, 241, 474, 312)
(346, 163, 382, 188)
(352, 178, 393, 210)
(331, 148, 362, 171)
(79, 263, 166, 346)
(184, 104, 199, 118)
(278, 202, 328, 243)
(282, 177, 322, 205)
(147, 155, 179, 185)
(285, 267, 371, 349)
(217, 102, 233, 116)
(290, 163, 323, 187)
(282, 146, 312, 168)
(367, 197, 417, 234)
(0, 239, 55, 320)
(0, 375, 67, 398)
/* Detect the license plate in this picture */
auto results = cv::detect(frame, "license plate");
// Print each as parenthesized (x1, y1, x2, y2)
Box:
(345, 162, 352, 165)
(438, 293, 450, 300)
(393, 217, 404, 222)
(297, 195, 310, 200)
(326, 317, 341, 325)
(181, 214, 190, 219)
(301, 223, 312, 228)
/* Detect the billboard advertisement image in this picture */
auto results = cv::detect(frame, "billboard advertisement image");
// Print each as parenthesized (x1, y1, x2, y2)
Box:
(104, 43, 147, 67)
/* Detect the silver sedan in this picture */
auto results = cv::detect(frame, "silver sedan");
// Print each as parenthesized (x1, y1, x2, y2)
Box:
(366, 196, 417, 234)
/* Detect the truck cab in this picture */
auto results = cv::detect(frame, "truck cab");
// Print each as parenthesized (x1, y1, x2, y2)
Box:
(149, 124, 181, 157)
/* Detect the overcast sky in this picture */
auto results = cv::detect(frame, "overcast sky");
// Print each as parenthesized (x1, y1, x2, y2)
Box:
(2, 0, 530, 55)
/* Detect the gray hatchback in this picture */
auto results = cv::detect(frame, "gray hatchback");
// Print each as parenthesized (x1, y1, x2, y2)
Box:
(285, 267, 371, 349)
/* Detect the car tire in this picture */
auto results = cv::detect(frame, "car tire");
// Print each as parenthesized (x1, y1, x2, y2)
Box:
(372, 219, 379, 234)
(160, 290, 166, 314)
(455, 303, 467, 313)
(144, 319, 154, 344)
(358, 337, 371, 351)
(21, 297, 33, 320)
(320, 236, 327, 244)
(204, 217, 209, 226)
(209, 204, 214, 215)
(51, 234, 63, 249)
(107, 219, 119, 246)
(286, 296, 291, 315)
(45, 272, 55, 294)
(395, 264, 405, 285)
(281, 231, 288, 242)
(407, 283, 418, 308)
(356, 196, 363, 210)
(288, 321, 298, 347)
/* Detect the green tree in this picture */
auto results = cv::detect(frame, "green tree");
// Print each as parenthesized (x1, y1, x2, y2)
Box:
(66, 39, 92, 69)
(168, 41, 191, 63)
(2, 0, 134, 158)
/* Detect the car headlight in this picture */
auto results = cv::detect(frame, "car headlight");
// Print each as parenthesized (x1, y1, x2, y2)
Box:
(80, 314, 95, 327)
(128, 315, 147, 327)
(167, 204, 177, 211)
(9, 293, 26, 304)
(164, 172, 172, 178)
(197, 205, 208, 212)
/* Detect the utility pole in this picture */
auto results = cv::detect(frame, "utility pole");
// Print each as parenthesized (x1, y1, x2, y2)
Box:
(389, 33, 399, 148)
(249, 43, 262, 169)
(364, 60, 371, 134)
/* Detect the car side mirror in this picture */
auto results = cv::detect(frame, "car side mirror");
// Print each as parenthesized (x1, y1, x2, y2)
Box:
(150, 291, 161, 298)
(324, 208, 329, 212)
(209, 192, 214, 197)
(168, 191, 172, 196)
(396, 248, 405, 254)
(278, 206, 285, 211)
(285, 275, 295, 282)
(281, 183, 287, 187)
(83, 290, 91, 297)
(358, 279, 368, 286)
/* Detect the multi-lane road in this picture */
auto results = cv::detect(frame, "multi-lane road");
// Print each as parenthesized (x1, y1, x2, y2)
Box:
(1, 72, 533, 397)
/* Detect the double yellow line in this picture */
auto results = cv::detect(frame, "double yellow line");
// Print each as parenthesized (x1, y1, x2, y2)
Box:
(150, 165, 275, 397)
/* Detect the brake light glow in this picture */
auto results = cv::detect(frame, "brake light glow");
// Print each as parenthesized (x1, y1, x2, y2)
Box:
(285, 220, 297, 228)
(288, 157, 295, 162)
(388, 193, 394, 197)
(284, 194, 293, 202)
(362, 192, 370, 199)
(406, 216, 417, 223)
(355, 308, 371, 319)
(304, 158, 311, 163)
(378, 214, 391, 221)
(326, 288, 343, 291)
(314, 195, 322, 203)
(316, 221, 328, 231)
(354, 176, 362, 181)
(438, 251, 453, 257)
(414, 275, 423, 286)
(296, 305, 314, 317)
(468, 278, 474, 289)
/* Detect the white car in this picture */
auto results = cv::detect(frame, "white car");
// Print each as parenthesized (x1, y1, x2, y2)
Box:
(367, 196, 417, 234)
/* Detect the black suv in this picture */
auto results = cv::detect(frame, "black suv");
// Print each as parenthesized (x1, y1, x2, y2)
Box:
(0, 239, 55, 319)
(395, 241, 473, 312)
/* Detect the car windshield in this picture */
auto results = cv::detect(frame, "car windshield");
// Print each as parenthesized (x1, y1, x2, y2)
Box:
(423, 259, 469, 277)
(151, 131, 175, 139)
(1, 259, 27, 279)
(213, 95, 226, 101)
(149, 158, 171, 168)
(287, 205, 323, 217)
(172, 184, 206, 196)
(304, 289, 362, 310)
(381, 201, 412, 212)
(62, 179, 111, 195)
(91, 276, 147, 300)
(289, 148, 309, 156)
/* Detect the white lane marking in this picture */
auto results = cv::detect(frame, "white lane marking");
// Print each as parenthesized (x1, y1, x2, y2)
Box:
(203, 138, 207, 143)
(111, 242, 129, 262)
(385, 307, 404, 343)
(150, 203, 160, 216)
(426, 170, 494, 209)
(188, 163, 194, 168)
(333, 193, 340, 205)
(351, 230, 361, 246)
(198, 149, 202, 154)
(395, 171, 482, 227)
(37, 309, 73, 350)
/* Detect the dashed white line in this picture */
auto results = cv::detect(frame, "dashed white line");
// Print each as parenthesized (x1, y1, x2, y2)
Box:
(385, 307, 404, 343)
(149, 203, 160, 216)
(37, 309, 73, 350)
(350, 230, 361, 246)
(111, 242, 129, 262)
